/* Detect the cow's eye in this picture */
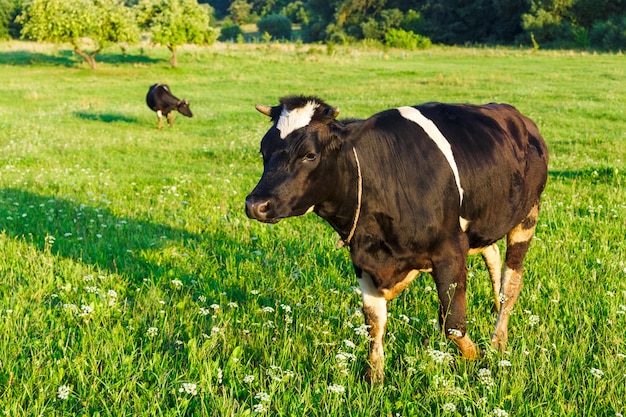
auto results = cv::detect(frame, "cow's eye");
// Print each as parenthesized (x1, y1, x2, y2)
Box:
(304, 153, 317, 161)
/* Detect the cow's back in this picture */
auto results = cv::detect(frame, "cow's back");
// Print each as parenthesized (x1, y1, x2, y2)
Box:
(418, 103, 547, 247)
(146, 84, 172, 112)
(352, 102, 548, 250)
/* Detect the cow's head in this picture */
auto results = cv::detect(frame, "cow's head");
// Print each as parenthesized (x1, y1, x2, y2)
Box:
(178, 100, 193, 117)
(245, 96, 343, 223)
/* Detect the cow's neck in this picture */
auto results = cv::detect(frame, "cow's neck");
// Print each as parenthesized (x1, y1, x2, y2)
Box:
(316, 145, 363, 247)
(337, 147, 362, 247)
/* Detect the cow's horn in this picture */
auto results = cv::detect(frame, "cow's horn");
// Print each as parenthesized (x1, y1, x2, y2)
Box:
(332, 107, 340, 119)
(255, 104, 272, 116)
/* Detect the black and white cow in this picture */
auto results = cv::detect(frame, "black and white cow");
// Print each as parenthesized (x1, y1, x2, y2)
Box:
(245, 96, 548, 383)
(146, 83, 193, 129)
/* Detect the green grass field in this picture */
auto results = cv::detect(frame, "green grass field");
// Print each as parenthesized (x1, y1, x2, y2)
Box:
(0, 41, 625, 416)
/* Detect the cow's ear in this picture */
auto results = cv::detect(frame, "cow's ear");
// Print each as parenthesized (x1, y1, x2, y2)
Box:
(323, 106, 340, 121)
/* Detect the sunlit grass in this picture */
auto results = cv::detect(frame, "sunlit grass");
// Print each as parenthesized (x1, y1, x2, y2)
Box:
(0, 41, 624, 416)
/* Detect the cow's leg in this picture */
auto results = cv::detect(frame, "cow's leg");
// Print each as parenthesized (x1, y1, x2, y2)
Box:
(491, 203, 539, 351)
(358, 271, 387, 384)
(433, 244, 479, 359)
(481, 243, 502, 312)
(167, 112, 173, 127)
(157, 110, 163, 130)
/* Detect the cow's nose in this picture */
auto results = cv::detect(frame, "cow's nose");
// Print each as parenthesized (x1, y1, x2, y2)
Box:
(245, 196, 271, 221)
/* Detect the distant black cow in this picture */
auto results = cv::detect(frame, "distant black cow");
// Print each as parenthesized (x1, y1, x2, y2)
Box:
(246, 96, 548, 383)
(146, 83, 192, 129)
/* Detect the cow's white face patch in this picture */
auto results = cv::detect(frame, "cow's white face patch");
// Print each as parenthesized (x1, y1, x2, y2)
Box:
(398, 106, 464, 205)
(276, 101, 319, 139)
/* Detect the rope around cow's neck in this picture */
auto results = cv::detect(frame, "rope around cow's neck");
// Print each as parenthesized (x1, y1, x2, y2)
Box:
(337, 146, 362, 248)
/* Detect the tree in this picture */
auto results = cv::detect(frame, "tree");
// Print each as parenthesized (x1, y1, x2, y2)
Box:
(334, 0, 386, 40)
(17, 0, 138, 69)
(136, 0, 216, 68)
(361, 8, 403, 41)
(520, 0, 581, 45)
(257, 14, 292, 40)
(0, 0, 22, 39)
(227, 0, 253, 24)
(219, 17, 243, 41)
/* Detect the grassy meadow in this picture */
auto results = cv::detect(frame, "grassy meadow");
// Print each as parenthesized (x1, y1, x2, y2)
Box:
(0, 40, 625, 416)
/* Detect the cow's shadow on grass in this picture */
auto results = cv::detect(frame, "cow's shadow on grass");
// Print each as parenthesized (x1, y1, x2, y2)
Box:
(74, 111, 138, 124)
(0, 188, 238, 293)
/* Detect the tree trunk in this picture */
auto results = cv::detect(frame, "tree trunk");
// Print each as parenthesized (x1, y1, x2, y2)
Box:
(73, 46, 98, 70)
(168, 44, 178, 68)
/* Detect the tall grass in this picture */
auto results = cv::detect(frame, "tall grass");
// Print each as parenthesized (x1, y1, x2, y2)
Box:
(0, 41, 624, 416)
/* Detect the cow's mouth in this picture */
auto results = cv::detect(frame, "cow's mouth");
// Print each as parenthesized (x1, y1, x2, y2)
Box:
(257, 217, 281, 224)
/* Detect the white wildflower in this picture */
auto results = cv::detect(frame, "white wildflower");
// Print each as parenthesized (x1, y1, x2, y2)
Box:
(244, 375, 255, 383)
(492, 408, 509, 417)
(262, 306, 275, 313)
(328, 384, 346, 394)
(591, 368, 604, 379)
(171, 279, 183, 288)
(478, 368, 494, 387)
(179, 382, 198, 396)
(442, 403, 457, 413)
(255, 392, 270, 402)
(146, 327, 159, 337)
(354, 324, 371, 338)
(57, 385, 70, 400)
(427, 349, 454, 364)
(448, 328, 463, 338)
(79, 305, 94, 317)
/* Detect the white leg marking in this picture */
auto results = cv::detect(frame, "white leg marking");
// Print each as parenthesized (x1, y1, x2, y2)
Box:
(276, 101, 319, 139)
(397, 106, 464, 205)
(359, 272, 387, 382)
(492, 266, 522, 349)
(157, 110, 163, 118)
(480, 243, 502, 312)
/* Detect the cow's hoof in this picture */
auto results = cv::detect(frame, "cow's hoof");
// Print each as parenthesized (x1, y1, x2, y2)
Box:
(490, 336, 508, 353)
(365, 367, 384, 385)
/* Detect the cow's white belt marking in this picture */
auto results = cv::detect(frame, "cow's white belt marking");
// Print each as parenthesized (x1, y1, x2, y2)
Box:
(398, 106, 464, 206)
(277, 101, 319, 139)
